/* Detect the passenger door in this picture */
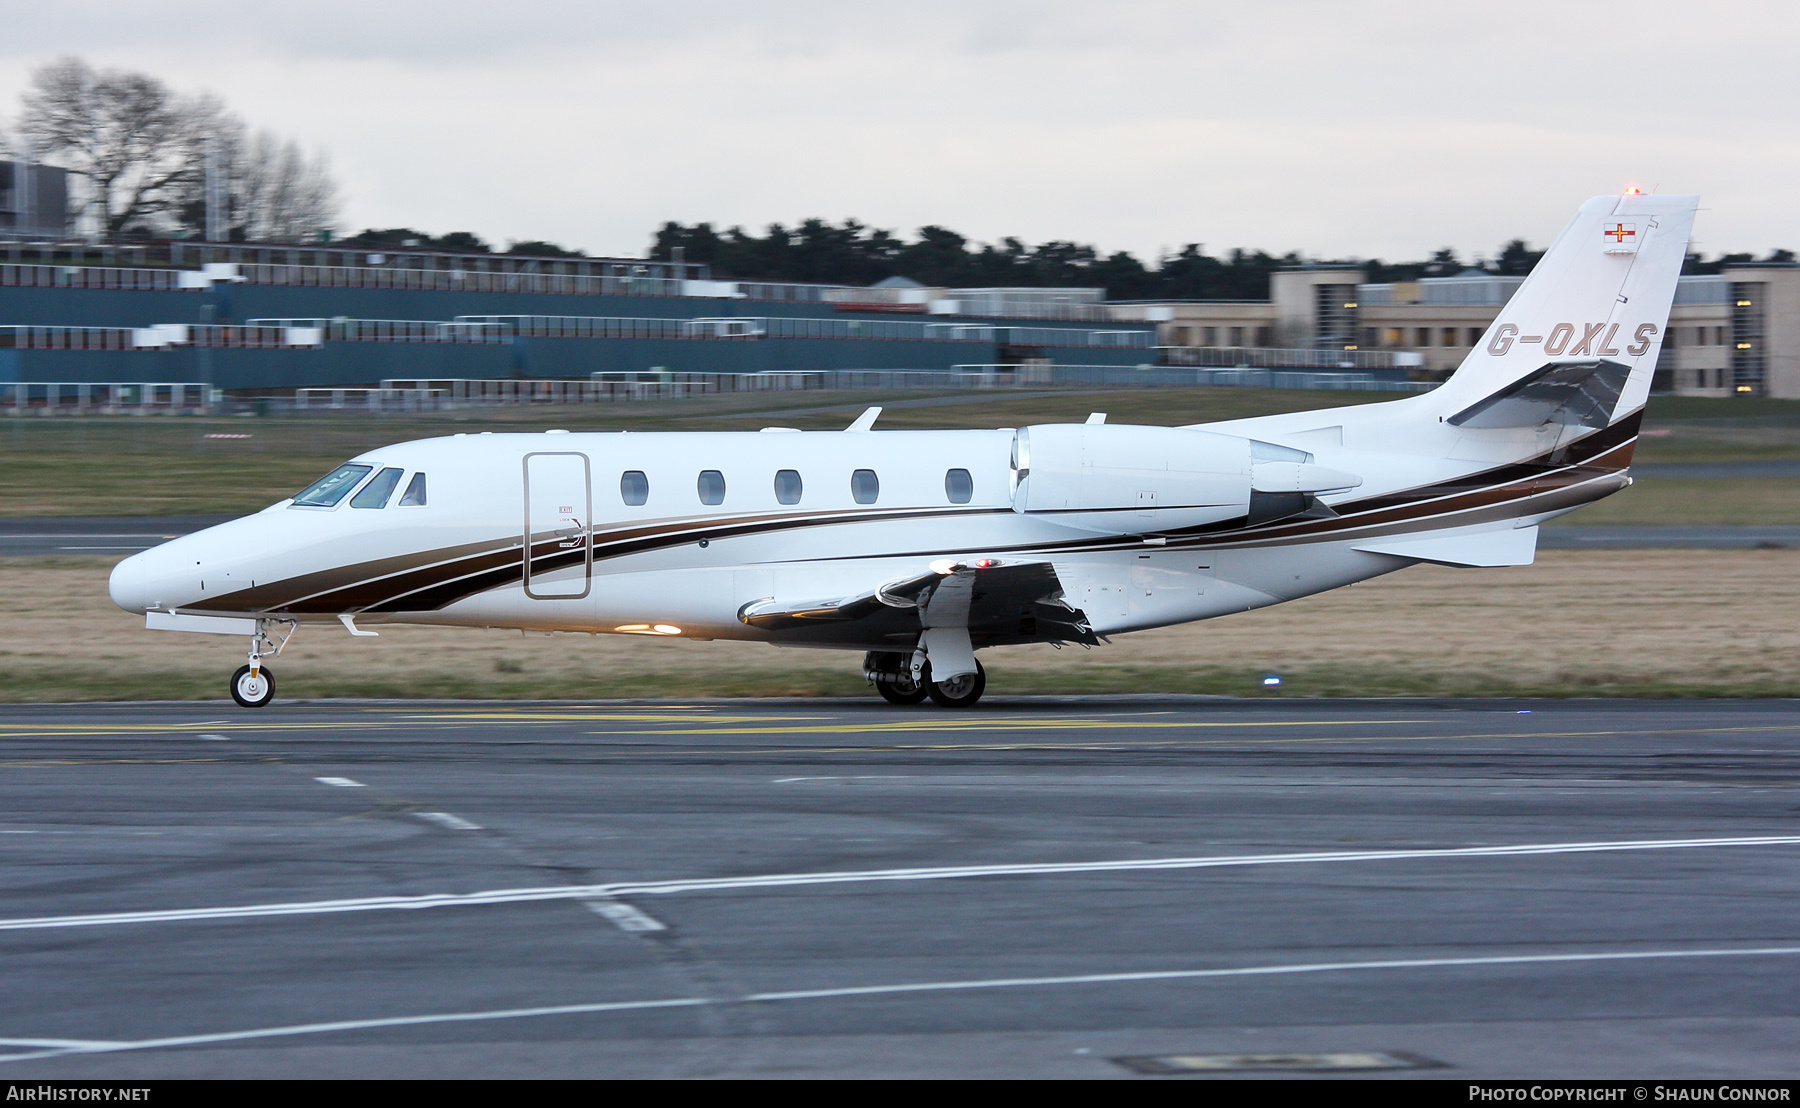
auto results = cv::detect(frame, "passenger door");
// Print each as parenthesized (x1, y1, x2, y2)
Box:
(523, 452, 591, 599)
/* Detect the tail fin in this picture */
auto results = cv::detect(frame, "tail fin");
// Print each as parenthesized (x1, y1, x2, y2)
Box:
(1430, 193, 1697, 430)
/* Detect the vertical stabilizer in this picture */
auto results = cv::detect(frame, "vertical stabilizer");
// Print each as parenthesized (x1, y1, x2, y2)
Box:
(1430, 193, 1697, 427)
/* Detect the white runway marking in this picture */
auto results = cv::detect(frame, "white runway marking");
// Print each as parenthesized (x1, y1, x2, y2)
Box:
(197, 734, 229, 742)
(313, 777, 364, 788)
(5, 944, 1800, 1064)
(0, 1038, 124, 1049)
(0, 834, 1796, 934)
(415, 812, 481, 831)
(773, 776, 914, 783)
(583, 899, 667, 933)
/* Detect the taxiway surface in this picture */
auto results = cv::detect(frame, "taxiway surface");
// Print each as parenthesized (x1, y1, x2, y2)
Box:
(2, 697, 1798, 1078)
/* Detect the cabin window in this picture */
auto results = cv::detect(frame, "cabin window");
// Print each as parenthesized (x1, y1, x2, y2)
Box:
(620, 470, 649, 506)
(851, 468, 879, 505)
(399, 472, 427, 506)
(291, 464, 372, 508)
(351, 467, 404, 508)
(945, 468, 973, 504)
(698, 469, 726, 506)
(774, 469, 803, 505)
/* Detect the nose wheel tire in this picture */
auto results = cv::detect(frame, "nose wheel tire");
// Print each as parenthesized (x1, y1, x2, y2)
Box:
(876, 673, 929, 705)
(926, 659, 986, 708)
(231, 664, 276, 708)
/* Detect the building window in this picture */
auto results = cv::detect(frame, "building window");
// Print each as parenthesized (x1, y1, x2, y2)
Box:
(1201, 326, 1217, 347)
(620, 470, 648, 506)
(1170, 326, 1191, 346)
(1416, 327, 1433, 347)
(1363, 327, 1379, 347)
(1254, 326, 1273, 346)
(1468, 327, 1483, 346)
(1228, 326, 1245, 347)
(1384, 327, 1405, 347)
(851, 469, 879, 505)
(697, 469, 725, 506)
(1717, 326, 1726, 346)
(945, 468, 973, 504)
(773, 469, 802, 505)
(1442, 327, 1459, 347)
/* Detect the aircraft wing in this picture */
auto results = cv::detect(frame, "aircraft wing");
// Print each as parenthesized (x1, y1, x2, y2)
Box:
(736, 558, 1099, 647)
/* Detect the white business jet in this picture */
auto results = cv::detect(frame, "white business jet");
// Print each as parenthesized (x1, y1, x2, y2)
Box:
(110, 193, 1694, 708)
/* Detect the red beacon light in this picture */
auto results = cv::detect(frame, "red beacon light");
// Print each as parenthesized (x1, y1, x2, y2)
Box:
(1625, 186, 1643, 194)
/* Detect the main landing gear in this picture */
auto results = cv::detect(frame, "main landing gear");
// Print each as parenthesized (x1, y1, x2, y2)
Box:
(231, 619, 296, 709)
(865, 652, 987, 708)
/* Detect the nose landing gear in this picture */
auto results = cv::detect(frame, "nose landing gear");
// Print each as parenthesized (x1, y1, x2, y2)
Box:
(231, 664, 276, 708)
(230, 618, 295, 708)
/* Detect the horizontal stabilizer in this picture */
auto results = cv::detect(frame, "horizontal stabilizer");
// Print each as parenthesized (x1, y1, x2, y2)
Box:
(1353, 524, 1539, 567)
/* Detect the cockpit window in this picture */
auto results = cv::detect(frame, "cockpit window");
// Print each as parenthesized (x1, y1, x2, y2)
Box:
(351, 467, 404, 508)
(291, 464, 372, 508)
(399, 472, 427, 507)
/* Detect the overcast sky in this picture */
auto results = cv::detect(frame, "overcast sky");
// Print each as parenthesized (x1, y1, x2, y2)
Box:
(2, 0, 1794, 265)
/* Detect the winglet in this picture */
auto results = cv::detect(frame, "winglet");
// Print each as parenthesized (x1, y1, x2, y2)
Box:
(846, 406, 882, 432)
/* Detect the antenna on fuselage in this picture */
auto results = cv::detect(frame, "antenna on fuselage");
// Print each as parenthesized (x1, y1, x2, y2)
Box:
(845, 406, 882, 432)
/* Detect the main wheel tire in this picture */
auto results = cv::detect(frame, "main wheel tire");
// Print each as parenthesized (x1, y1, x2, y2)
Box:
(230, 664, 276, 708)
(876, 674, 929, 705)
(927, 659, 986, 708)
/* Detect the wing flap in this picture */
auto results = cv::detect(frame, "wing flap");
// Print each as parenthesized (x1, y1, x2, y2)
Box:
(737, 559, 1099, 645)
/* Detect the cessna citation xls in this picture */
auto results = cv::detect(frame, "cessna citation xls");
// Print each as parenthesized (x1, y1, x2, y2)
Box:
(110, 193, 1695, 708)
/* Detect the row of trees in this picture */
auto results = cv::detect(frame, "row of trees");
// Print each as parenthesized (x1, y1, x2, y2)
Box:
(649, 219, 1555, 301)
(1, 57, 338, 242)
(651, 219, 1797, 299)
(333, 227, 584, 256)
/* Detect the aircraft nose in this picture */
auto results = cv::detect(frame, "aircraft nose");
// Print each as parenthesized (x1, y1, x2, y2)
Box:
(109, 552, 153, 614)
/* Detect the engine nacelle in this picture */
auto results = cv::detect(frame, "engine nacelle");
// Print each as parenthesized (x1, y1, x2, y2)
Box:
(1012, 424, 1361, 534)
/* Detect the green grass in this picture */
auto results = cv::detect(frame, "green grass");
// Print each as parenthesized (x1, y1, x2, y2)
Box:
(0, 388, 1396, 517)
(6, 387, 1800, 518)
(1545, 477, 1800, 525)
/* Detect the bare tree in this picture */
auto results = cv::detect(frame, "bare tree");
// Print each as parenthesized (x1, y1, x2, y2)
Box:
(17, 57, 206, 236)
(183, 120, 338, 243)
(17, 57, 340, 242)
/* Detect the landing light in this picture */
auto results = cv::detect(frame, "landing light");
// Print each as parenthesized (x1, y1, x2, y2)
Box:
(1262, 675, 1282, 687)
(653, 624, 682, 635)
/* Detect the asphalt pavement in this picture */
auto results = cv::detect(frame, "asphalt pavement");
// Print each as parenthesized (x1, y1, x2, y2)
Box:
(2, 697, 1799, 1078)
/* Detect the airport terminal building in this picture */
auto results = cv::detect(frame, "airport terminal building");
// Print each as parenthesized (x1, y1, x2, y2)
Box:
(1140, 263, 1800, 398)
(2, 159, 1795, 405)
